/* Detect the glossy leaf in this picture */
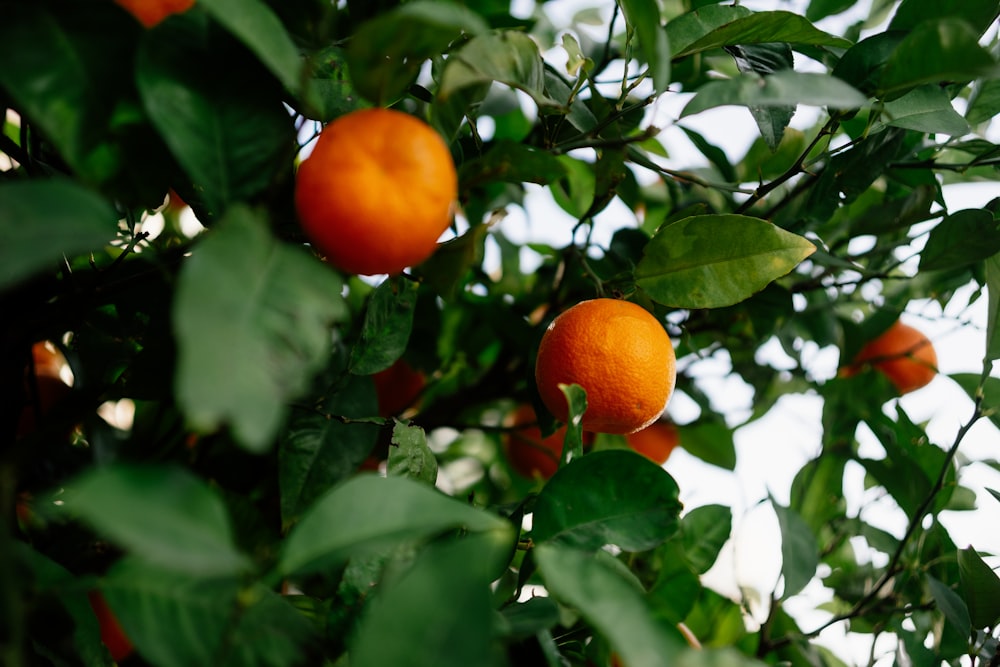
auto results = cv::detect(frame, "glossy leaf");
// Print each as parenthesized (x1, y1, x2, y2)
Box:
(558, 383, 589, 468)
(880, 85, 970, 136)
(387, 420, 439, 485)
(0, 179, 119, 289)
(680, 504, 733, 575)
(349, 275, 419, 375)
(958, 546, 1000, 628)
(880, 19, 998, 96)
(535, 544, 686, 667)
(635, 214, 816, 309)
(671, 10, 851, 59)
(532, 450, 682, 551)
(681, 71, 867, 117)
(64, 465, 251, 576)
(618, 0, 671, 92)
(279, 474, 511, 576)
(173, 207, 346, 452)
(920, 209, 1000, 272)
(773, 501, 818, 599)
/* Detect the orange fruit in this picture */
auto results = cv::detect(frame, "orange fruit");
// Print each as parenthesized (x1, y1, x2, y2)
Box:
(372, 359, 426, 417)
(88, 590, 134, 662)
(115, 0, 195, 27)
(502, 404, 593, 480)
(842, 320, 937, 394)
(294, 108, 458, 276)
(625, 419, 679, 465)
(534, 299, 676, 434)
(17, 342, 72, 438)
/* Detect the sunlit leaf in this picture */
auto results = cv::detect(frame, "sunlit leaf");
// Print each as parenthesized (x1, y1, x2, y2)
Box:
(671, 10, 851, 59)
(635, 214, 816, 309)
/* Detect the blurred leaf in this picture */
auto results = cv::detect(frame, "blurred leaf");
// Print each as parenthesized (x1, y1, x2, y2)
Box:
(347, 1, 488, 105)
(439, 30, 560, 108)
(832, 31, 905, 95)
(672, 10, 851, 59)
(387, 420, 438, 485)
(806, 0, 856, 21)
(920, 209, 1000, 272)
(497, 597, 561, 639)
(279, 474, 511, 576)
(349, 276, 419, 375)
(951, 373, 1000, 428)
(648, 541, 701, 623)
(674, 419, 737, 470)
(880, 85, 970, 136)
(680, 126, 737, 182)
(680, 504, 732, 574)
(958, 546, 1000, 628)
(550, 155, 597, 219)
(880, 19, 999, 96)
(279, 373, 380, 528)
(173, 207, 346, 452)
(535, 544, 686, 667)
(301, 45, 367, 122)
(136, 15, 295, 216)
(986, 255, 1000, 366)
(351, 535, 505, 667)
(459, 140, 567, 189)
(0, 179, 119, 289)
(532, 450, 682, 551)
(681, 71, 867, 117)
(65, 465, 251, 576)
(619, 0, 671, 92)
(773, 500, 818, 599)
(889, 0, 1000, 34)
(789, 453, 848, 536)
(967, 74, 1000, 126)
(635, 214, 816, 309)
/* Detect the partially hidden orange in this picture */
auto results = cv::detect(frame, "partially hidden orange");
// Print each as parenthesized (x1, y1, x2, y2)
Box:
(842, 320, 937, 395)
(502, 404, 593, 481)
(625, 419, 679, 465)
(88, 590, 134, 663)
(534, 299, 676, 434)
(294, 108, 458, 276)
(17, 342, 72, 438)
(115, 0, 195, 27)
(373, 359, 426, 417)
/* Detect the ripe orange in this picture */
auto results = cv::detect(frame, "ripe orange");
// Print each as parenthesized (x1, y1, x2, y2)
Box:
(88, 590, 134, 662)
(625, 419, 679, 465)
(17, 342, 72, 438)
(534, 299, 676, 434)
(502, 404, 593, 480)
(294, 108, 458, 276)
(372, 359, 426, 417)
(842, 320, 937, 394)
(114, 0, 195, 27)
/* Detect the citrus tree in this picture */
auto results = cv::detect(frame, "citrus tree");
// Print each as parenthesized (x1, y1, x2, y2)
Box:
(3, 0, 1000, 665)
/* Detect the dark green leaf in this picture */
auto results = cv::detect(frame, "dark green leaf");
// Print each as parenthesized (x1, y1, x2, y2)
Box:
(635, 214, 816, 309)
(680, 126, 737, 182)
(387, 420, 438, 485)
(773, 501, 818, 599)
(681, 71, 867, 117)
(951, 373, 1000, 428)
(279, 474, 511, 576)
(672, 419, 737, 470)
(880, 19, 999, 96)
(967, 75, 1000, 126)
(65, 465, 251, 576)
(0, 179, 119, 289)
(300, 45, 368, 122)
(889, 0, 1000, 35)
(681, 504, 732, 574)
(958, 546, 1000, 628)
(667, 5, 752, 58)
(535, 544, 686, 667)
(920, 209, 1000, 272)
(725, 43, 796, 151)
(880, 85, 970, 136)
(173, 207, 346, 452)
(497, 597, 561, 639)
(986, 255, 1000, 366)
(459, 140, 568, 189)
(806, 0, 857, 22)
(648, 541, 701, 623)
(619, 0, 671, 92)
(672, 10, 852, 59)
(349, 276, 419, 375)
(789, 454, 847, 536)
(532, 450, 682, 551)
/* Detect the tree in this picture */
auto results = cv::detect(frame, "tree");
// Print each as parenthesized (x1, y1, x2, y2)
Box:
(2, 0, 1000, 665)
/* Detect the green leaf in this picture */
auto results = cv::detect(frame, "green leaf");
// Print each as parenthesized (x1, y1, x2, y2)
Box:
(920, 209, 1000, 272)
(64, 465, 251, 576)
(439, 30, 560, 108)
(558, 383, 589, 468)
(301, 45, 367, 122)
(676, 419, 737, 470)
(967, 73, 1000, 126)
(958, 546, 1000, 628)
(535, 544, 686, 667)
(680, 126, 737, 182)
(279, 474, 512, 576)
(497, 597, 561, 639)
(951, 373, 1000, 428)
(671, 10, 852, 59)
(724, 43, 796, 151)
(136, 15, 295, 216)
(532, 450, 682, 551)
(0, 179, 119, 290)
(789, 453, 847, 536)
(351, 536, 505, 667)
(681, 71, 867, 117)
(667, 5, 752, 58)
(618, 0, 671, 93)
(879, 85, 970, 136)
(926, 575, 972, 645)
(635, 214, 816, 309)
(889, 0, 1000, 35)
(648, 541, 701, 623)
(806, 0, 857, 22)
(349, 276, 419, 375)
(173, 206, 346, 452)
(346, 1, 489, 105)
(880, 19, 999, 96)
(387, 420, 439, 486)
(278, 373, 380, 528)
(550, 155, 597, 219)
(680, 504, 732, 574)
(986, 255, 1000, 366)
(459, 140, 568, 189)
(773, 500, 818, 599)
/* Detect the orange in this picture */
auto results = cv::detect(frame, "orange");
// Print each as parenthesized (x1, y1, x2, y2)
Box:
(114, 0, 195, 27)
(372, 359, 426, 417)
(625, 419, 679, 465)
(88, 590, 134, 662)
(534, 299, 676, 434)
(17, 342, 72, 438)
(842, 320, 937, 394)
(294, 108, 458, 276)
(502, 404, 593, 480)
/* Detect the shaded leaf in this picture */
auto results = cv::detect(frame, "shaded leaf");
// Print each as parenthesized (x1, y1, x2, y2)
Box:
(951, 373, 1000, 429)
(387, 420, 438, 485)
(880, 19, 999, 96)
(673, 419, 737, 470)
(173, 207, 346, 452)
(635, 214, 816, 309)
(497, 597, 561, 639)
(889, 0, 1000, 35)
(619, 0, 671, 92)
(880, 85, 970, 136)
(958, 546, 1000, 628)
(532, 450, 682, 551)
(349, 276, 419, 375)
(681, 71, 867, 117)
(986, 255, 1000, 366)
(672, 10, 851, 59)
(724, 43, 795, 151)
(920, 209, 1000, 272)
(773, 501, 818, 599)
(459, 140, 568, 189)
(558, 383, 589, 468)
(681, 504, 732, 574)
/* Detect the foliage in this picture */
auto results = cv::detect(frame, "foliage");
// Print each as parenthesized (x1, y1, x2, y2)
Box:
(2, 0, 1000, 665)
